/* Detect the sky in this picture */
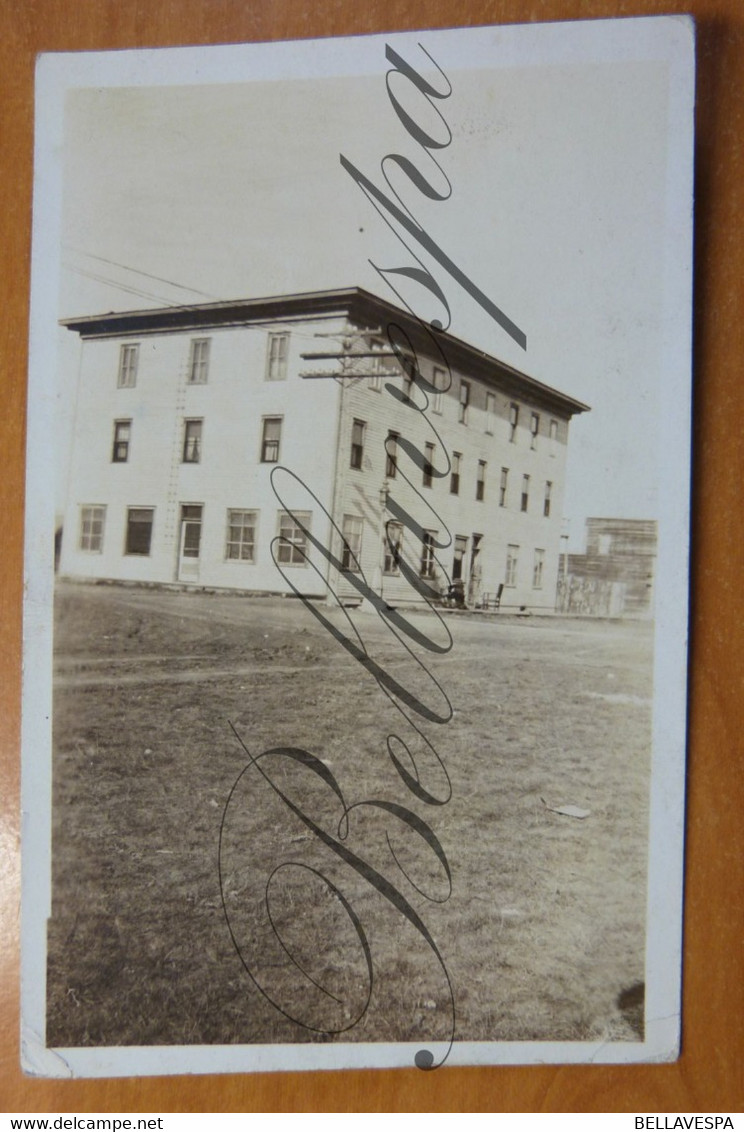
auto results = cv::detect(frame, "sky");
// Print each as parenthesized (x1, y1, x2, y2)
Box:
(52, 31, 676, 548)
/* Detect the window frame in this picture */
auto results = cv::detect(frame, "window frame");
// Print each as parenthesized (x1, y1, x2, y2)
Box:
(423, 441, 435, 489)
(533, 548, 545, 590)
(383, 520, 404, 576)
(505, 544, 519, 588)
(276, 510, 311, 566)
(420, 529, 438, 579)
(485, 392, 496, 434)
(260, 416, 282, 464)
(521, 473, 530, 513)
(509, 402, 520, 442)
(500, 467, 509, 508)
(266, 332, 289, 381)
(79, 505, 106, 553)
(530, 412, 540, 450)
(188, 337, 210, 385)
(117, 343, 139, 389)
(182, 418, 203, 464)
(458, 380, 470, 424)
(476, 460, 487, 502)
(225, 509, 258, 562)
(125, 507, 155, 557)
(350, 419, 366, 470)
(544, 481, 552, 518)
(112, 419, 131, 463)
(450, 452, 461, 495)
(385, 431, 399, 479)
(341, 514, 364, 573)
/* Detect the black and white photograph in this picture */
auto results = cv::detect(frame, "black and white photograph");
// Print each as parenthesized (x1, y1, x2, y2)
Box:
(22, 16, 694, 1075)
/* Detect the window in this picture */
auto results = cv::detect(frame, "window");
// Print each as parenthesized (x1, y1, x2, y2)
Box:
(505, 544, 519, 587)
(452, 534, 468, 581)
(384, 521, 403, 575)
(266, 332, 289, 381)
(486, 393, 496, 434)
(277, 510, 310, 565)
(368, 339, 390, 391)
(549, 418, 559, 443)
(476, 460, 486, 501)
(420, 529, 438, 579)
(423, 442, 435, 488)
(112, 419, 131, 463)
(544, 481, 552, 518)
(459, 380, 470, 424)
(125, 507, 154, 556)
(182, 419, 203, 463)
(521, 474, 530, 512)
(188, 338, 210, 384)
(450, 452, 461, 495)
(350, 419, 366, 469)
(530, 412, 540, 450)
(117, 344, 139, 388)
(509, 402, 519, 442)
(386, 431, 399, 478)
(261, 417, 282, 463)
(500, 467, 509, 508)
(431, 366, 446, 414)
(341, 514, 364, 572)
(533, 548, 545, 589)
(79, 505, 105, 552)
(226, 510, 257, 561)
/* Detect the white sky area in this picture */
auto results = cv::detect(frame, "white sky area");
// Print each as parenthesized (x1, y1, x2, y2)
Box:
(54, 48, 672, 549)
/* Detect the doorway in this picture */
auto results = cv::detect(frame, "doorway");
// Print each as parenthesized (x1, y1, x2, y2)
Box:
(178, 504, 203, 582)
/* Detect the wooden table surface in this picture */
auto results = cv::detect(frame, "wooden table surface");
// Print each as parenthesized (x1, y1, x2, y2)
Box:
(1, 0, 742, 1114)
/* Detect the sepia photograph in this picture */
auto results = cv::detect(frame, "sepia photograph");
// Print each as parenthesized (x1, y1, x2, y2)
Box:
(22, 16, 693, 1075)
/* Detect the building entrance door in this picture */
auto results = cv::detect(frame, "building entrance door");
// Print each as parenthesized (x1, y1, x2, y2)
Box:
(178, 505, 202, 582)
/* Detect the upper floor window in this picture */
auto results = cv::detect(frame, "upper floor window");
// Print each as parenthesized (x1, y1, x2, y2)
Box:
(112, 419, 131, 463)
(226, 509, 257, 562)
(450, 452, 461, 495)
(530, 412, 540, 449)
(509, 402, 519, 442)
(431, 366, 446, 414)
(277, 510, 310, 566)
(266, 332, 289, 381)
(350, 419, 366, 469)
(79, 505, 105, 552)
(182, 419, 202, 463)
(189, 338, 210, 384)
(261, 417, 282, 463)
(486, 393, 496, 434)
(550, 418, 559, 444)
(125, 507, 154, 556)
(521, 474, 530, 512)
(117, 343, 139, 388)
(386, 431, 399, 479)
(341, 514, 364, 572)
(476, 460, 486, 501)
(459, 380, 470, 424)
(544, 481, 552, 518)
(500, 467, 509, 508)
(368, 339, 389, 392)
(423, 442, 435, 488)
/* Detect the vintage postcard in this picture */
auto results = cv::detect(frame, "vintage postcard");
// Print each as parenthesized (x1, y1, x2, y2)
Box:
(22, 16, 694, 1075)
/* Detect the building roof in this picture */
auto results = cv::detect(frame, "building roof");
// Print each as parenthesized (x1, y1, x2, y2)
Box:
(61, 286, 591, 418)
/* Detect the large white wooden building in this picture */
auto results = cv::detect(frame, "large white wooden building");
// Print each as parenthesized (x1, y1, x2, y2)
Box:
(59, 287, 589, 611)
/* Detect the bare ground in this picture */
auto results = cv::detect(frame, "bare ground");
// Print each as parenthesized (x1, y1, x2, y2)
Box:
(47, 581, 652, 1049)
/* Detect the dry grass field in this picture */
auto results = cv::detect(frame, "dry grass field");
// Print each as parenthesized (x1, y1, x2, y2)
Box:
(47, 581, 652, 1051)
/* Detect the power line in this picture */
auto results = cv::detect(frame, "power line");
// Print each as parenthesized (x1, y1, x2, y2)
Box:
(63, 245, 216, 299)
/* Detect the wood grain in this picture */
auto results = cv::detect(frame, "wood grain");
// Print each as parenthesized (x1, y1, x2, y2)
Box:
(2, 0, 742, 1113)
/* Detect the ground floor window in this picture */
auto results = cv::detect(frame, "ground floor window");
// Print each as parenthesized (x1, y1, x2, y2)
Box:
(79, 505, 105, 552)
(533, 548, 545, 589)
(125, 507, 154, 556)
(421, 529, 438, 579)
(505, 543, 519, 587)
(341, 514, 364, 572)
(384, 520, 403, 575)
(277, 510, 310, 566)
(226, 509, 257, 561)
